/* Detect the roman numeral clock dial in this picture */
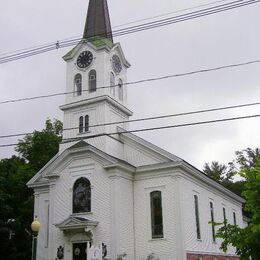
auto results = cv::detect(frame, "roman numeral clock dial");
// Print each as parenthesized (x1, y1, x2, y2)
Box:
(77, 51, 93, 69)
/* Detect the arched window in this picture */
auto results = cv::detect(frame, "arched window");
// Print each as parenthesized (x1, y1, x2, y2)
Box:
(73, 177, 91, 213)
(79, 116, 84, 133)
(79, 115, 90, 133)
(89, 70, 97, 92)
(74, 74, 82, 96)
(210, 201, 216, 242)
(150, 191, 163, 238)
(194, 195, 201, 240)
(118, 79, 123, 101)
(85, 115, 89, 132)
(110, 72, 115, 96)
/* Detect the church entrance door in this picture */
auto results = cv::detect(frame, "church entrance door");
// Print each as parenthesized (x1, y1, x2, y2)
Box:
(73, 242, 87, 260)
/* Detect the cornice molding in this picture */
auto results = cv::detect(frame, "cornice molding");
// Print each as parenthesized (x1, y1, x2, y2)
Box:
(60, 95, 133, 116)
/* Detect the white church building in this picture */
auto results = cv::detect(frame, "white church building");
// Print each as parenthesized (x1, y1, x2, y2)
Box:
(27, 1, 244, 259)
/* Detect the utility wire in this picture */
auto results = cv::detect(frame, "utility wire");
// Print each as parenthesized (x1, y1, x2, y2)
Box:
(0, 0, 259, 64)
(1, 113, 260, 148)
(1, 58, 260, 105)
(2, 0, 257, 62)
(1, 100, 260, 139)
(0, 0, 231, 58)
(112, 0, 231, 29)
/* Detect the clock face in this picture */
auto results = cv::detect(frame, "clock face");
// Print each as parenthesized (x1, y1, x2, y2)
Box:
(112, 55, 122, 74)
(77, 51, 93, 69)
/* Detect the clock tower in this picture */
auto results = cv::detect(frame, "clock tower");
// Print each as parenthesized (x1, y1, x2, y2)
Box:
(60, 0, 132, 157)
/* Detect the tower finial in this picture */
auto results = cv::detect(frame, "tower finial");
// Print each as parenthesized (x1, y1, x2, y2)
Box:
(83, 0, 113, 42)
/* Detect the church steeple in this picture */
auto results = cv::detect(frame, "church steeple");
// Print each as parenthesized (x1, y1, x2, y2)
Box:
(83, 0, 113, 43)
(61, 0, 132, 155)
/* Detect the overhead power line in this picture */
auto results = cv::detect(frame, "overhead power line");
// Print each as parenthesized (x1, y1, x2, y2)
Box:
(112, 0, 231, 29)
(0, 0, 231, 59)
(1, 58, 260, 105)
(0, 0, 259, 64)
(1, 100, 260, 140)
(1, 113, 260, 148)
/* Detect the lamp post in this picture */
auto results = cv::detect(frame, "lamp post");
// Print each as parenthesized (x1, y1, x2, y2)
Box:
(31, 217, 40, 260)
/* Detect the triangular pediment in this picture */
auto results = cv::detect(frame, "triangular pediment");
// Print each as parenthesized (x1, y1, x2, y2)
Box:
(63, 38, 114, 62)
(27, 141, 135, 188)
(55, 216, 98, 231)
(112, 43, 131, 68)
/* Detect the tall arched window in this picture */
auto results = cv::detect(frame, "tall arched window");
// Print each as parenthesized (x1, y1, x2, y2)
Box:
(73, 177, 91, 213)
(89, 70, 97, 92)
(85, 115, 89, 132)
(118, 79, 123, 101)
(79, 116, 84, 133)
(150, 191, 164, 238)
(79, 115, 90, 133)
(110, 72, 115, 96)
(74, 74, 82, 96)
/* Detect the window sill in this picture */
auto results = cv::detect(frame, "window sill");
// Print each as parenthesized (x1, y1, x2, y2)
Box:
(149, 237, 166, 242)
(78, 131, 91, 135)
(71, 212, 93, 216)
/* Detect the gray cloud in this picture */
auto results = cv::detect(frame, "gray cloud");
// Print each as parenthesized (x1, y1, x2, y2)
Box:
(0, 0, 259, 170)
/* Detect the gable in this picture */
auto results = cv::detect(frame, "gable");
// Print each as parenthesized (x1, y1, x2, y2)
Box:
(111, 43, 131, 68)
(55, 216, 98, 232)
(118, 128, 182, 167)
(63, 39, 113, 62)
(27, 141, 134, 188)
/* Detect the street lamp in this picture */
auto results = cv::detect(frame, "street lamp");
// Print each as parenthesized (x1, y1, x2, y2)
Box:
(31, 216, 40, 260)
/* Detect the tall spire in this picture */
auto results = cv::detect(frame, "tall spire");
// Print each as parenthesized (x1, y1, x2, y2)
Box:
(83, 0, 113, 43)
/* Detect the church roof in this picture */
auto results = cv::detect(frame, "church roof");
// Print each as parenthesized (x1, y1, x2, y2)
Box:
(83, 0, 113, 42)
(26, 141, 136, 188)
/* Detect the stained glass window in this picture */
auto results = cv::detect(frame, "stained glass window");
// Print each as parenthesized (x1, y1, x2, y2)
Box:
(73, 178, 91, 213)
(150, 191, 163, 238)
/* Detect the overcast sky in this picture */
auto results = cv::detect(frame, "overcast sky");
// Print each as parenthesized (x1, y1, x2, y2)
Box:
(0, 0, 260, 171)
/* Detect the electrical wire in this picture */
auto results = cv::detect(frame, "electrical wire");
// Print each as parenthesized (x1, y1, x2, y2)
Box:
(1, 100, 260, 139)
(1, 58, 259, 105)
(1, 113, 259, 148)
(112, 0, 231, 29)
(0, 0, 231, 58)
(0, 0, 259, 64)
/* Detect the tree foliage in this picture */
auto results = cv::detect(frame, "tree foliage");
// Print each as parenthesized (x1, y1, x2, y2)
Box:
(203, 160, 244, 196)
(203, 161, 235, 182)
(216, 158, 260, 259)
(0, 156, 33, 260)
(0, 119, 62, 260)
(203, 148, 260, 197)
(15, 118, 62, 172)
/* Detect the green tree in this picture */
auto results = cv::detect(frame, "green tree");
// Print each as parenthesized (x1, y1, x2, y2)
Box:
(234, 147, 260, 170)
(203, 161, 235, 182)
(0, 156, 33, 260)
(216, 158, 260, 259)
(16, 118, 62, 172)
(0, 119, 62, 260)
(203, 160, 243, 196)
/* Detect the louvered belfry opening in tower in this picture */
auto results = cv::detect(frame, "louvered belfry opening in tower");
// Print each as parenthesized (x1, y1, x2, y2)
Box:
(83, 0, 113, 42)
